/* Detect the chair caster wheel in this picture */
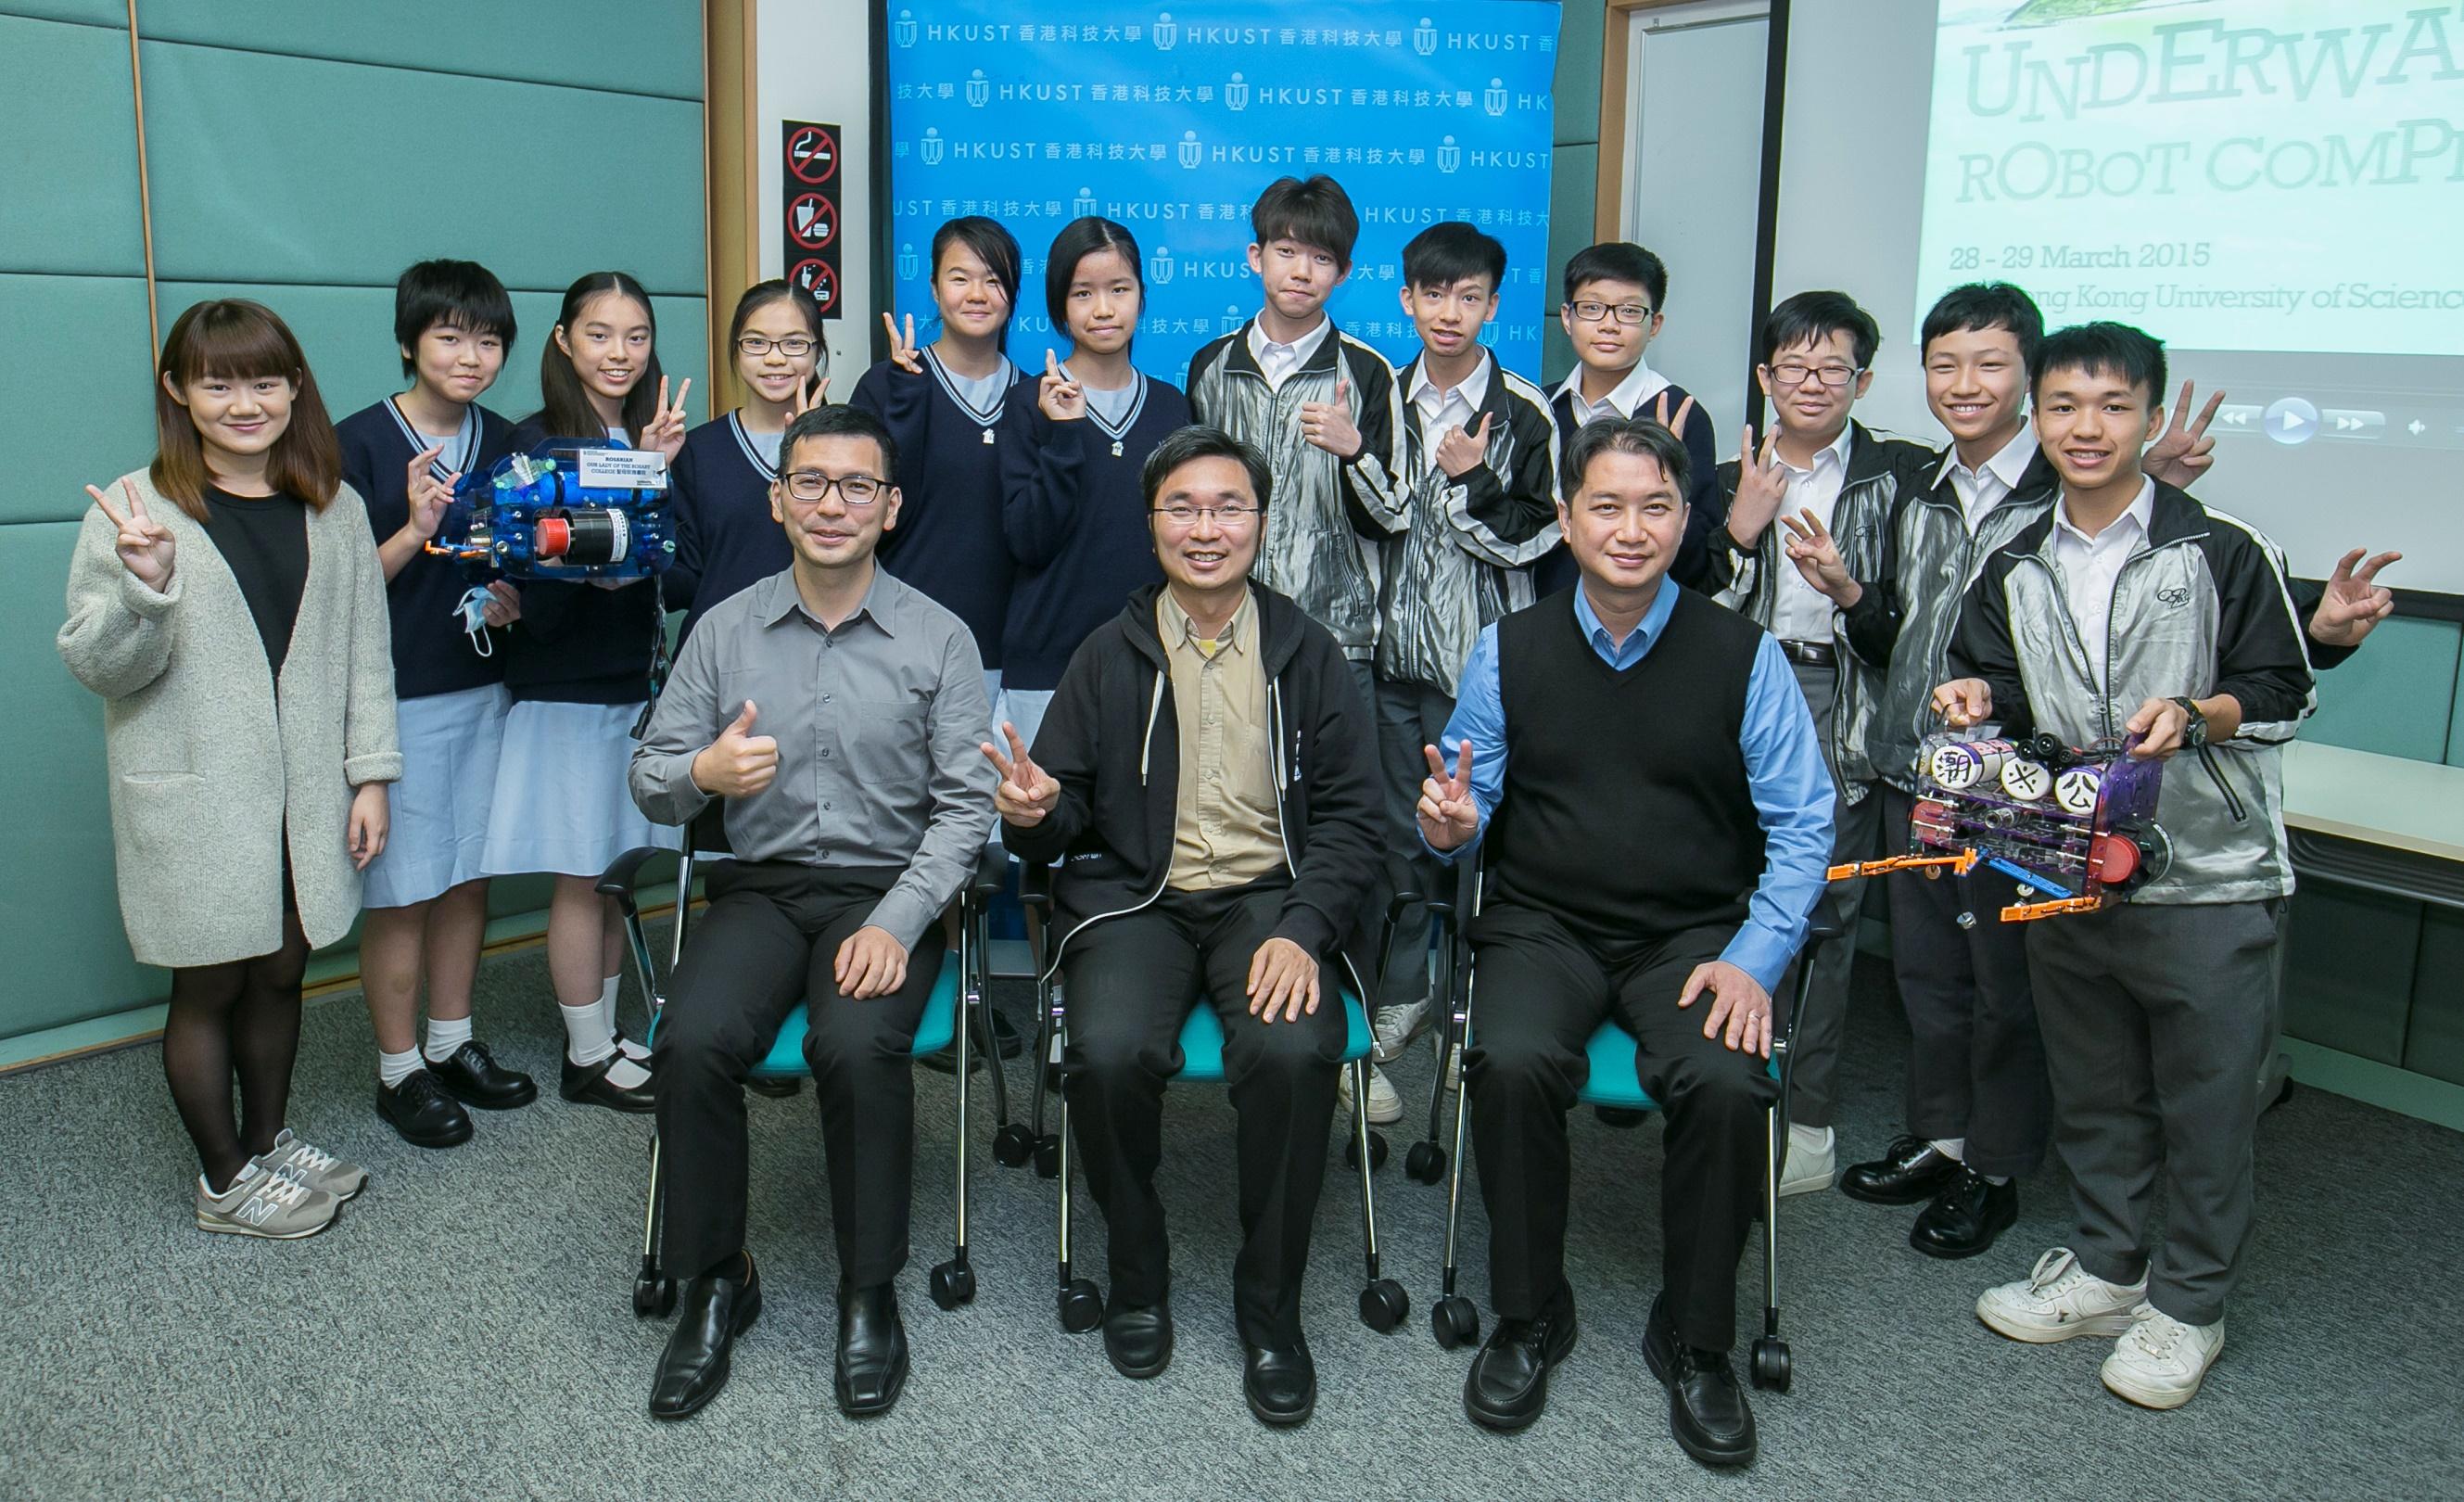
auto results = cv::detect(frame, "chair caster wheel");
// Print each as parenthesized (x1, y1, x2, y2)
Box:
(1358, 1279, 1409, 1332)
(930, 1260, 975, 1310)
(632, 1274, 676, 1319)
(747, 1076, 801, 1099)
(1432, 1295, 1479, 1350)
(1058, 1279, 1104, 1333)
(1344, 1133, 1390, 1171)
(1033, 1134, 1061, 1179)
(1594, 1105, 1648, 1129)
(1750, 1335, 1792, 1393)
(993, 1123, 1035, 1168)
(1403, 1140, 1446, 1183)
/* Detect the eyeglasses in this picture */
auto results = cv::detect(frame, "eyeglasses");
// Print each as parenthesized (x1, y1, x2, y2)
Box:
(1149, 503, 1261, 526)
(782, 471, 885, 506)
(1566, 300, 1654, 326)
(739, 335, 819, 358)
(1766, 363, 1863, 388)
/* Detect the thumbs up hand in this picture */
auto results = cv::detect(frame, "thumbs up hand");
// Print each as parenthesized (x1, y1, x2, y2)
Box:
(691, 699, 780, 797)
(1435, 411, 1492, 479)
(1300, 374, 1363, 460)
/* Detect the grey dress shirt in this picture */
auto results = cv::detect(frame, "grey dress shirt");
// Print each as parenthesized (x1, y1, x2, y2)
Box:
(629, 566, 997, 949)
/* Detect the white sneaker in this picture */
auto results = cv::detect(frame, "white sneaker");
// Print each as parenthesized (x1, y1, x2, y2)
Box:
(2102, 1306, 2224, 1409)
(195, 1165, 340, 1240)
(1975, 1247, 2147, 1343)
(1370, 997, 1431, 1063)
(1442, 1038, 1463, 1094)
(1777, 1123, 1835, 1198)
(259, 1128, 367, 1202)
(1339, 1063, 1403, 1126)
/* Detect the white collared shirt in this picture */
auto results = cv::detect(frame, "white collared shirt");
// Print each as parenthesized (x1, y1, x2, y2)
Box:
(1553, 359, 1670, 429)
(1248, 317, 1332, 390)
(1934, 425, 2039, 530)
(2051, 477, 2156, 690)
(1409, 352, 1492, 460)
(1768, 425, 1856, 644)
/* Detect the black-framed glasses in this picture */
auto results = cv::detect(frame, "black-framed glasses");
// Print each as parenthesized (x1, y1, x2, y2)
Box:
(739, 335, 819, 358)
(1566, 300, 1654, 326)
(782, 471, 885, 506)
(1765, 362, 1863, 388)
(1150, 503, 1261, 526)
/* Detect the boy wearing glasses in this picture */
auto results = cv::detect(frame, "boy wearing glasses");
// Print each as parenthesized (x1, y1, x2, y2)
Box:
(1705, 291, 1933, 1199)
(985, 425, 1384, 1428)
(629, 404, 997, 1422)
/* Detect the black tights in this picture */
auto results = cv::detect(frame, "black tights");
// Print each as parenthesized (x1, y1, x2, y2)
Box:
(164, 910, 311, 1192)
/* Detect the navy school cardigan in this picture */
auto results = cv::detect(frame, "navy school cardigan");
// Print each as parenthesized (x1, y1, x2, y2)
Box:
(337, 398, 520, 700)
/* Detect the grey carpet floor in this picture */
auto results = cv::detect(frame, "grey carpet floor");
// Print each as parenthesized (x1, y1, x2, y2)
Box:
(3, 936, 2459, 1501)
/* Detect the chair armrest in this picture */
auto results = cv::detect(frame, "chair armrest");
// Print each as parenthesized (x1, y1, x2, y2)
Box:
(1806, 891, 1847, 945)
(972, 846, 1010, 897)
(596, 845, 677, 902)
(1018, 859, 1052, 911)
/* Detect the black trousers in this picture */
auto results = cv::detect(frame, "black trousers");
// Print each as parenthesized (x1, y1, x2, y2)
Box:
(1466, 904, 1775, 1353)
(654, 860, 946, 1287)
(1061, 877, 1347, 1348)
(1879, 784, 2051, 1178)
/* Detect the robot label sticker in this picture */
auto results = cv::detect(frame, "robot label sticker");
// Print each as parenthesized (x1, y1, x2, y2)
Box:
(2053, 765, 2105, 817)
(1999, 758, 2052, 801)
(575, 448, 671, 491)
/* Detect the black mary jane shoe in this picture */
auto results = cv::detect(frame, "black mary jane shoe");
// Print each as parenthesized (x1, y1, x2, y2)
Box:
(1839, 1134, 1961, 1206)
(1642, 1293, 1757, 1469)
(1103, 1298, 1174, 1380)
(430, 1040, 538, 1110)
(1242, 1337, 1316, 1428)
(1463, 1291, 1578, 1432)
(835, 1281, 909, 1418)
(561, 1052, 655, 1114)
(376, 1069, 473, 1148)
(649, 1254, 762, 1420)
(1911, 1167, 2018, 1260)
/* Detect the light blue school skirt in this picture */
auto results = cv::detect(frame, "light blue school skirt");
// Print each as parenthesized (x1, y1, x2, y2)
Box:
(480, 699, 669, 880)
(364, 683, 509, 909)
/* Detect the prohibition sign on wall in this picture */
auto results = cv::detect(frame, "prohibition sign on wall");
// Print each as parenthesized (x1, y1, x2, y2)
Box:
(780, 121, 844, 317)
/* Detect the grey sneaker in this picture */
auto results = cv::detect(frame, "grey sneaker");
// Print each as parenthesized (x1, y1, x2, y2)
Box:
(196, 1167, 340, 1240)
(1371, 997, 1432, 1063)
(260, 1128, 367, 1201)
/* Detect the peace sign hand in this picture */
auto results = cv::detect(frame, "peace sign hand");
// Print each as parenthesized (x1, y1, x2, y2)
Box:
(1435, 412, 1492, 479)
(2144, 378, 2226, 489)
(787, 369, 829, 421)
(2311, 547, 2401, 648)
(1780, 506, 1861, 607)
(1727, 423, 1786, 548)
(641, 376, 692, 460)
(882, 312, 924, 376)
(1299, 376, 1363, 460)
(1039, 349, 1086, 423)
(1648, 388, 1697, 437)
(1416, 740, 1480, 852)
(403, 445, 460, 544)
(88, 480, 175, 592)
(979, 720, 1061, 826)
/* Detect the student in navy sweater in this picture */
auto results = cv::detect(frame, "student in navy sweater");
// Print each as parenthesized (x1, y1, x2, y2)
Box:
(998, 217, 1187, 747)
(851, 216, 1027, 712)
(669, 279, 826, 643)
(481, 271, 691, 1115)
(336, 259, 536, 1148)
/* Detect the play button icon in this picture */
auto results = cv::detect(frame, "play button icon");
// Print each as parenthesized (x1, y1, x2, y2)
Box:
(2263, 396, 2318, 446)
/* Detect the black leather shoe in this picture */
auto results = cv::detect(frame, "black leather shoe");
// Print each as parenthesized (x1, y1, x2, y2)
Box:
(835, 1281, 908, 1417)
(1103, 1298, 1173, 1380)
(649, 1254, 762, 1420)
(1642, 1293, 1756, 1468)
(429, 1040, 537, 1110)
(1910, 1167, 2018, 1260)
(375, 1069, 472, 1148)
(1463, 1291, 1578, 1432)
(1242, 1337, 1315, 1427)
(561, 1052, 654, 1114)
(1840, 1135, 1961, 1205)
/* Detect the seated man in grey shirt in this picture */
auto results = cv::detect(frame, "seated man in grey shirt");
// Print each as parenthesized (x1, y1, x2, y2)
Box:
(628, 404, 996, 1424)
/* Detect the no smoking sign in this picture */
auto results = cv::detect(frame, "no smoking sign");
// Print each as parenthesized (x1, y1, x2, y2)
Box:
(779, 121, 844, 319)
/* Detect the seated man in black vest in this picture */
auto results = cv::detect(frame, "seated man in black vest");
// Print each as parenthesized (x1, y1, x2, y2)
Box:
(986, 425, 1384, 1427)
(1417, 416, 1834, 1466)
(628, 404, 997, 1421)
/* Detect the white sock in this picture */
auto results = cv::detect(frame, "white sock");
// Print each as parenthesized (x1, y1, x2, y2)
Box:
(1982, 1172, 2011, 1186)
(599, 975, 649, 1062)
(1931, 1137, 1966, 1163)
(423, 1015, 472, 1064)
(203, 1162, 262, 1199)
(1790, 1123, 1835, 1152)
(378, 1047, 425, 1088)
(564, 999, 653, 1088)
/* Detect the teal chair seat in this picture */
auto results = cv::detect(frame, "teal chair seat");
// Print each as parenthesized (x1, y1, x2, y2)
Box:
(641, 954, 959, 1079)
(1574, 1021, 1784, 1112)
(1169, 990, 1374, 1083)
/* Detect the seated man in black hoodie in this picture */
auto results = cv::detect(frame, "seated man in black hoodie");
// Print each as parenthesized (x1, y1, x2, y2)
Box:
(985, 424, 1384, 1429)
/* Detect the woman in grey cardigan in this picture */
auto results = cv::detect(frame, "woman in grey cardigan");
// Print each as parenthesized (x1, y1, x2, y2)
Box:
(58, 299, 402, 1241)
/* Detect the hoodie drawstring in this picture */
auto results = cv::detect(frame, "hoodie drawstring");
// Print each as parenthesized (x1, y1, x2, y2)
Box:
(1137, 670, 1164, 786)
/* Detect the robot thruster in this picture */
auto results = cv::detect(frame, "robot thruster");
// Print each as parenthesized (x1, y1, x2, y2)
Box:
(426, 439, 677, 581)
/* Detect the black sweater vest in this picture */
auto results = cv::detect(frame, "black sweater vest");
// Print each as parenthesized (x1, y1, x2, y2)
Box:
(1488, 587, 1765, 944)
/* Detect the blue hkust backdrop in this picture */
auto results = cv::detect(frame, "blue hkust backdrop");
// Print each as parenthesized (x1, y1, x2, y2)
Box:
(885, 2, 1563, 384)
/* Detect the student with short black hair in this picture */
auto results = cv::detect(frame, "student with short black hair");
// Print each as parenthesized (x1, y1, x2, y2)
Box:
(1533, 241, 1721, 595)
(998, 216, 1188, 746)
(337, 259, 534, 1147)
(1940, 322, 2313, 1411)
(852, 216, 1029, 711)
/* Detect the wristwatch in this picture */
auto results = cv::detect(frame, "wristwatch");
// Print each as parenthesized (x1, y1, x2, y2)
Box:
(2169, 696, 2209, 748)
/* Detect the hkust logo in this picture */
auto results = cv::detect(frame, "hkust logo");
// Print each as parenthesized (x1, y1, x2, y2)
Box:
(1438, 134, 1460, 173)
(1178, 130, 1202, 170)
(895, 7, 916, 47)
(967, 68, 990, 108)
(1222, 304, 1244, 334)
(1154, 11, 1176, 51)
(1226, 71, 1249, 111)
(1073, 185, 1098, 216)
(1149, 245, 1175, 285)
(1415, 16, 1438, 56)
(921, 127, 943, 166)
(1484, 77, 1508, 117)
(897, 242, 921, 280)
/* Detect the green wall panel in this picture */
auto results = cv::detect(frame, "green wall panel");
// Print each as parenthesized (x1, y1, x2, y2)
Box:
(129, 0, 701, 101)
(2450, 647, 2464, 767)
(2283, 885, 2420, 1066)
(0, 274, 158, 524)
(137, 41, 705, 294)
(2404, 908, 2464, 1086)
(1555, 0, 1603, 147)
(1, 520, 163, 1036)
(0, 3, 125, 32)
(2303, 617, 2461, 767)
(1543, 142, 1595, 384)
(0, 15, 144, 275)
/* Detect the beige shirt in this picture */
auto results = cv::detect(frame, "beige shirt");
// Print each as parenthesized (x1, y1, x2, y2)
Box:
(1159, 589, 1286, 890)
